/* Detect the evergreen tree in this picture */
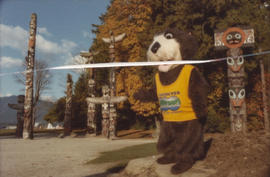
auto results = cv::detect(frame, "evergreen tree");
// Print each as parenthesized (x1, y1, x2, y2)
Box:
(44, 97, 66, 123)
(72, 73, 89, 129)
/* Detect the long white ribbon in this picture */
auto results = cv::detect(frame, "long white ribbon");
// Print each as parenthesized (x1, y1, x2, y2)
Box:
(1, 50, 270, 77)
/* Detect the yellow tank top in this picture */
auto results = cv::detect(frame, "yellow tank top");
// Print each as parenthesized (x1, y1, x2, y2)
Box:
(155, 65, 197, 122)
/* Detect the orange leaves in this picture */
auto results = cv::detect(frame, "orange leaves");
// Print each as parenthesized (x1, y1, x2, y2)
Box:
(94, 0, 157, 117)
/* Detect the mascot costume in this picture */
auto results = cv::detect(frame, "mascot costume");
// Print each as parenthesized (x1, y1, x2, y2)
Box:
(134, 28, 209, 174)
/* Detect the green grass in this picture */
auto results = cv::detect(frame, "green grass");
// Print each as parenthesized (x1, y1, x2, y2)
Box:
(0, 129, 63, 136)
(88, 142, 158, 165)
(0, 129, 16, 136)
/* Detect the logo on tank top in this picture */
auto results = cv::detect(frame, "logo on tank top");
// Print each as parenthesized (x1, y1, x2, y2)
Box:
(159, 96, 181, 111)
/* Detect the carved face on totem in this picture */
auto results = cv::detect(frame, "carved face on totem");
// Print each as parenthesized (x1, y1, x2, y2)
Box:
(233, 114, 244, 131)
(227, 56, 244, 72)
(228, 88, 245, 110)
(222, 27, 246, 48)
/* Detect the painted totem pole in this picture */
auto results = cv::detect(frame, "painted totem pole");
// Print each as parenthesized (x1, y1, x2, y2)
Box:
(64, 74, 73, 136)
(80, 50, 98, 134)
(214, 27, 255, 133)
(101, 85, 110, 137)
(102, 31, 126, 139)
(23, 13, 37, 139)
(86, 31, 127, 139)
(8, 95, 25, 138)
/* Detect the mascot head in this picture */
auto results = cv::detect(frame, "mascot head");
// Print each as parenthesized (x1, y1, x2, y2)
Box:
(147, 28, 198, 72)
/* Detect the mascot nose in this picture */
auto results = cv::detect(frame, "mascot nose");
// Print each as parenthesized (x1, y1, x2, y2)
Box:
(151, 42, 160, 53)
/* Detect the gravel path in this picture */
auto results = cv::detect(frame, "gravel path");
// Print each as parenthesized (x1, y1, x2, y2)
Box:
(0, 134, 156, 177)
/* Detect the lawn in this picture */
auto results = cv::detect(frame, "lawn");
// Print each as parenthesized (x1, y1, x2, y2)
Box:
(88, 142, 158, 164)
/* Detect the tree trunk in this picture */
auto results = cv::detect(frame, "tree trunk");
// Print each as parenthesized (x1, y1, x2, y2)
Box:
(23, 13, 37, 139)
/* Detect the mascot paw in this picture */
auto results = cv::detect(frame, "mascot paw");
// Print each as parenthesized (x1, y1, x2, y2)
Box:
(157, 155, 175, 164)
(170, 161, 194, 174)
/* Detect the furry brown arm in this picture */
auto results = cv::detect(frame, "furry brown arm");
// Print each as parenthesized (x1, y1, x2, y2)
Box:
(189, 68, 209, 121)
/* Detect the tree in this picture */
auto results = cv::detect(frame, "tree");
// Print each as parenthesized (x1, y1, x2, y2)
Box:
(44, 97, 66, 123)
(89, 0, 270, 132)
(16, 59, 51, 126)
(92, 0, 158, 118)
(139, 0, 270, 132)
(72, 73, 89, 129)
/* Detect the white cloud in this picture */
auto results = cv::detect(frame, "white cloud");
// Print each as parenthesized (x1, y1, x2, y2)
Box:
(60, 39, 78, 53)
(0, 93, 13, 97)
(37, 27, 52, 36)
(82, 30, 94, 40)
(0, 56, 23, 68)
(0, 24, 28, 53)
(0, 24, 78, 64)
(40, 95, 56, 102)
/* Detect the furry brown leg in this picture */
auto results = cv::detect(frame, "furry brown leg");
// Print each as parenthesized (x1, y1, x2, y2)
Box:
(171, 155, 194, 174)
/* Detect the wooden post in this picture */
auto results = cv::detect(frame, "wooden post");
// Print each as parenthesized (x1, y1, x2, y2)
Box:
(23, 13, 37, 139)
(64, 74, 73, 136)
(102, 31, 126, 139)
(260, 58, 269, 132)
(8, 95, 25, 138)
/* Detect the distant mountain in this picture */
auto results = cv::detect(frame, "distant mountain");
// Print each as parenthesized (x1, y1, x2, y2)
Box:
(0, 95, 54, 125)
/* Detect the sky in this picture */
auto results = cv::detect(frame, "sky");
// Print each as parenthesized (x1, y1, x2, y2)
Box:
(0, 0, 111, 101)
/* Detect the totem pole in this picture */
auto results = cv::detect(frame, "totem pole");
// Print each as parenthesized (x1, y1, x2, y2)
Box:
(85, 31, 127, 139)
(23, 13, 37, 139)
(214, 27, 255, 133)
(101, 85, 110, 137)
(8, 95, 25, 138)
(80, 50, 98, 134)
(102, 31, 126, 139)
(64, 74, 73, 136)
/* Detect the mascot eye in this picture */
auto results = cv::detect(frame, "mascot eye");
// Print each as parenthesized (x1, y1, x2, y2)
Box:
(165, 33, 174, 39)
(227, 57, 234, 66)
(229, 89, 236, 99)
(237, 56, 244, 65)
(238, 89, 245, 99)
(235, 33, 242, 39)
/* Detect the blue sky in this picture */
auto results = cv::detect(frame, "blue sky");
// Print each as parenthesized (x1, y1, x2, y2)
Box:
(0, 0, 111, 101)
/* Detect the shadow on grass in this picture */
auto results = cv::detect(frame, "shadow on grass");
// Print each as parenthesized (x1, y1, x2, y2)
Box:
(84, 162, 128, 177)
(88, 142, 158, 164)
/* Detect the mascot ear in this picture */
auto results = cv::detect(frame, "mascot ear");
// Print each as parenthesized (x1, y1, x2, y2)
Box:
(179, 31, 199, 60)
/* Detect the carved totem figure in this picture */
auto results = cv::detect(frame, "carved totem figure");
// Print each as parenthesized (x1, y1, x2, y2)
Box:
(215, 27, 254, 133)
(81, 50, 98, 135)
(227, 48, 247, 132)
(102, 31, 126, 139)
(23, 13, 37, 139)
(8, 95, 25, 138)
(101, 85, 110, 138)
(64, 74, 73, 136)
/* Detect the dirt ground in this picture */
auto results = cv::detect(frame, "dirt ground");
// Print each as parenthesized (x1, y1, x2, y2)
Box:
(0, 131, 156, 177)
(204, 132, 270, 177)
(1, 130, 270, 177)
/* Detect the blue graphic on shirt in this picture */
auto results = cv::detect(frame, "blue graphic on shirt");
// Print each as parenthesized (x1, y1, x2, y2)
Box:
(159, 96, 181, 111)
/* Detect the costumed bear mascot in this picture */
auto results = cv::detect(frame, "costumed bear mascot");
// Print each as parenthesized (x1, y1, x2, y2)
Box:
(134, 28, 209, 174)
